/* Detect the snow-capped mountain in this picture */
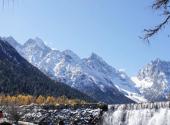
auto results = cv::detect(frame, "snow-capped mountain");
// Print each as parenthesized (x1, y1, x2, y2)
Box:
(83, 53, 146, 102)
(2, 36, 22, 53)
(22, 37, 51, 66)
(0, 38, 95, 102)
(132, 59, 170, 101)
(5, 36, 144, 103)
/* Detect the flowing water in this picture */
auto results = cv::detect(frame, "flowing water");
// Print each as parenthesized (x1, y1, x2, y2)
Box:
(102, 101, 170, 125)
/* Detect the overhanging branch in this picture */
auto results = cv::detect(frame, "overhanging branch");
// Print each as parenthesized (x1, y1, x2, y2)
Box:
(152, 0, 169, 9)
(142, 15, 170, 42)
(141, 0, 170, 42)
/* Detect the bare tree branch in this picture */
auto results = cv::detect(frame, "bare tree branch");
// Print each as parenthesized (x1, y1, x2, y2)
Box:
(141, 0, 170, 42)
(143, 15, 170, 42)
(152, 0, 169, 9)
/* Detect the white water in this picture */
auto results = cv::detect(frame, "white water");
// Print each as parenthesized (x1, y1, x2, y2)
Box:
(102, 102, 170, 125)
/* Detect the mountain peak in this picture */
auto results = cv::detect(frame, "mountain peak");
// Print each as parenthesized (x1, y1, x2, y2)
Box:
(151, 58, 163, 65)
(89, 52, 105, 62)
(62, 49, 81, 62)
(62, 49, 78, 56)
(35, 37, 45, 45)
(24, 37, 48, 50)
(90, 52, 100, 58)
(146, 58, 170, 72)
(22, 37, 51, 65)
(0, 39, 22, 63)
(4, 36, 16, 41)
(2, 36, 16, 43)
(2, 36, 22, 50)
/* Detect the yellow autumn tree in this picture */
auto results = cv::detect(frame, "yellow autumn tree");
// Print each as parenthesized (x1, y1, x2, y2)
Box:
(35, 95, 46, 104)
(0, 95, 6, 104)
(11, 96, 17, 104)
(46, 96, 56, 105)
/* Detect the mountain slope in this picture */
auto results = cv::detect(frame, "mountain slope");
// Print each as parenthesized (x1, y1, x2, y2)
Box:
(83, 53, 145, 102)
(132, 59, 170, 101)
(5, 37, 139, 104)
(0, 39, 95, 102)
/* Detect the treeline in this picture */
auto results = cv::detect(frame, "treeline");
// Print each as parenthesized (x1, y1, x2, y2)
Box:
(0, 95, 86, 105)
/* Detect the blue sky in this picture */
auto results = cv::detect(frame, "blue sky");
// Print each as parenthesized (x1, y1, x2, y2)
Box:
(0, 0, 170, 76)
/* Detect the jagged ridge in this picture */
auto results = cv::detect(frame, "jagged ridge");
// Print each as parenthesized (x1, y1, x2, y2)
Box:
(4, 36, 142, 104)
